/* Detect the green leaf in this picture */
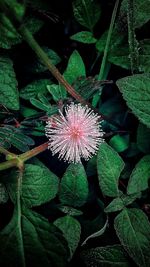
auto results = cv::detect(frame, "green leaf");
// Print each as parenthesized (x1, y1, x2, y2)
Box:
(8, 133, 34, 152)
(97, 34, 150, 72)
(109, 135, 129, 153)
(119, 0, 150, 29)
(0, 15, 43, 49)
(30, 98, 49, 111)
(96, 26, 126, 54)
(0, 208, 68, 267)
(105, 193, 141, 213)
(97, 142, 125, 197)
(114, 208, 150, 267)
(81, 245, 131, 267)
(59, 163, 89, 207)
(127, 155, 150, 194)
(54, 215, 81, 259)
(122, 193, 141, 205)
(105, 198, 125, 213)
(110, 39, 150, 72)
(64, 50, 86, 85)
(19, 119, 45, 137)
(37, 93, 50, 106)
(20, 105, 39, 117)
(108, 44, 130, 70)
(0, 126, 34, 152)
(29, 98, 57, 115)
(96, 26, 129, 70)
(0, 13, 20, 49)
(0, 55, 19, 110)
(47, 84, 67, 101)
(70, 31, 97, 43)
(137, 122, 150, 153)
(72, 0, 101, 30)
(20, 79, 51, 100)
(116, 74, 150, 128)
(7, 164, 59, 207)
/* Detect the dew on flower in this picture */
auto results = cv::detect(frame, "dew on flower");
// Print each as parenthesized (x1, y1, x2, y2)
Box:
(45, 103, 104, 163)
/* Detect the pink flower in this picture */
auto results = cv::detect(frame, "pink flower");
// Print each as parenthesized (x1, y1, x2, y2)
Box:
(45, 103, 104, 163)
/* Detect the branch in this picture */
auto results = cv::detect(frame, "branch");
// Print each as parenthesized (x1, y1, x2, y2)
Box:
(0, 142, 48, 171)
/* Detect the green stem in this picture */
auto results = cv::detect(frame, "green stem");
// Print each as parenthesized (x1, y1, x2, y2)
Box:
(98, 0, 120, 80)
(0, 158, 18, 171)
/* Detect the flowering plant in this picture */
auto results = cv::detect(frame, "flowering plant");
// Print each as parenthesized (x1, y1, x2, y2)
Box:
(0, 0, 150, 267)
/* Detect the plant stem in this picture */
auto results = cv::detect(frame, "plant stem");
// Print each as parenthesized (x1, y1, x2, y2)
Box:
(20, 142, 48, 162)
(98, 0, 120, 80)
(18, 26, 114, 120)
(19, 25, 87, 106)
(0, 158, 18, 171)
(0, 142, 48, 171)
(16, 166, 26, 267)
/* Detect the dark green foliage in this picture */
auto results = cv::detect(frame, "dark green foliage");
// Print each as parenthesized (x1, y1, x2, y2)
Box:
(0, 0, 150, 266)
(117, 74, 150, 127)
(70, 31, 97, 44)
(0, 208, 69, 267)
(114, 208, 150, 267)
(72, 0, 101, 31)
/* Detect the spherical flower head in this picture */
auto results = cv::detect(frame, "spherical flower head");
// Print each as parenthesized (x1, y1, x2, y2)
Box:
(45, 103, 104, 163)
